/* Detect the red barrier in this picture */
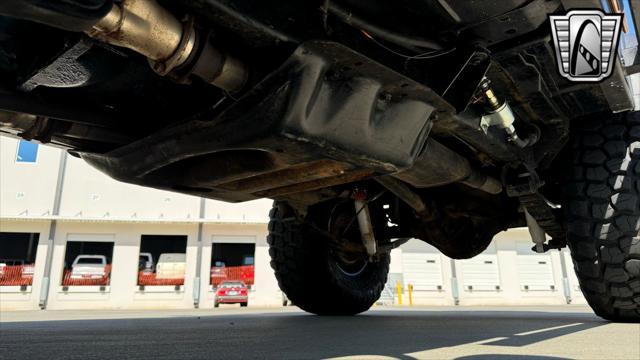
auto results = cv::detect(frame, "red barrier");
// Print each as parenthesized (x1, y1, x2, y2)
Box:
(138, 272, 184, 286)
(210, 265, 254, 286)
(61, 264, 111, 286)
(0, 264, 34, 286)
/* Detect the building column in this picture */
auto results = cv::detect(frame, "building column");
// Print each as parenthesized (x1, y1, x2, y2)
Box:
(39, 151, 67, 309)
(192, 198, 205, 308)
(449, 259, 460, 305)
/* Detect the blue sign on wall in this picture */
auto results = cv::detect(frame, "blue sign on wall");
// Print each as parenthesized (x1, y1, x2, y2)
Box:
(16, 140, 39, 163)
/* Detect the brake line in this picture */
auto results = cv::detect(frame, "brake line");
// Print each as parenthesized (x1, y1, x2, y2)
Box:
(327, 3, 445, 51)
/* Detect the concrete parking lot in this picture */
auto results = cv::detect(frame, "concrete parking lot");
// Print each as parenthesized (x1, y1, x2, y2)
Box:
(1, 306, 638, 360)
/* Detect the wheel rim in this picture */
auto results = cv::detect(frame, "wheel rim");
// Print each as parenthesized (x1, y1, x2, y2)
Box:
(328, 202, 370, 278)
(335, 259, 368, 277)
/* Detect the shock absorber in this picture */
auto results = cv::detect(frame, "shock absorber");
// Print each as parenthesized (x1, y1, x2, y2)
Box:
(352, 189, 377, 259)
(478, 78, 532, 148)
(86, 0, 248, 92)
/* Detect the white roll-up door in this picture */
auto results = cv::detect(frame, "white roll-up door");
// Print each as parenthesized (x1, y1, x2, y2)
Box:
(515, 241, 556, 291)
(563, 251, 583, 294)
(402, 253, 443, 291)
(516, 256, 556, 291)
(459, 254, 501, 291)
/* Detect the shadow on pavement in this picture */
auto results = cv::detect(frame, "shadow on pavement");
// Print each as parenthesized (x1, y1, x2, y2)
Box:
(0, 309, 605, 359)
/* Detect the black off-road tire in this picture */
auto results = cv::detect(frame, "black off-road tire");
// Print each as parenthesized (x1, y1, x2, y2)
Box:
(267, 201, 390, 315)
(565, 111, 640, 322)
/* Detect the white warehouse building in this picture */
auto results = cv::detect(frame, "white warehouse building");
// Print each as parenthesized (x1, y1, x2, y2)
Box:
(0, 135, 589, 311)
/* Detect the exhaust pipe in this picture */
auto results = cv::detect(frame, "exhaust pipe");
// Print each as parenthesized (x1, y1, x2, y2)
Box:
(86, 0, 247, 92)
(88, 0, 188, 66)
(392, 138, 502, 195)
(0, 0, 249, 92)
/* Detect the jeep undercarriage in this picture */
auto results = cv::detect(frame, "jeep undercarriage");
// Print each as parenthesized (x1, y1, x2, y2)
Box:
(1, 0, 639, 319)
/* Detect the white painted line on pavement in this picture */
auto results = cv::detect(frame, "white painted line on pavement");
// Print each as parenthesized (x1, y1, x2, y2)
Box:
(514, 322, 583, 336)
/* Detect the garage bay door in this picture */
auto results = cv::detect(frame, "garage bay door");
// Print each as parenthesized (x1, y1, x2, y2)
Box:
(516, 255, 556, 291)
(459, 254, 501, 291)
(402, 253, 443, 291)
(563, 251, 583, 293)
(515, 241, 556, 291)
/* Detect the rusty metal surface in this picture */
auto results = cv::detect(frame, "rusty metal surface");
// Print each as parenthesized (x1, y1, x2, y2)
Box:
(219, 160, 355, 192)
(87, 0, 247, 91)
(80, 41, 446, 203)
(256, 169, 374, 198)
(88, 0, 187, 63)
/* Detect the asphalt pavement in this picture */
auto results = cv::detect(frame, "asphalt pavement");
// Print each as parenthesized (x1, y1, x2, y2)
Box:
(1, 306, 638, 360)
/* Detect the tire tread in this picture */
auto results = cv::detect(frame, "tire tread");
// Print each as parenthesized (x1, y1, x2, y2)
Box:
(565, 112, 640, 321)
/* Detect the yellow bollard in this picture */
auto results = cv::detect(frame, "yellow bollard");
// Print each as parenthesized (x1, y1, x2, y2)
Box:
(396, 280, 403, 305)
(408, 283, 413, 306)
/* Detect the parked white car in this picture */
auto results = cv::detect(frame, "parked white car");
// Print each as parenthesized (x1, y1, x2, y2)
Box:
(70, 255, 108, 279)
(155, 253, 186, 280)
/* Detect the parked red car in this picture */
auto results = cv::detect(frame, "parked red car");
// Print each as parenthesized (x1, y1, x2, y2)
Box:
(214, 281, 248, 308)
